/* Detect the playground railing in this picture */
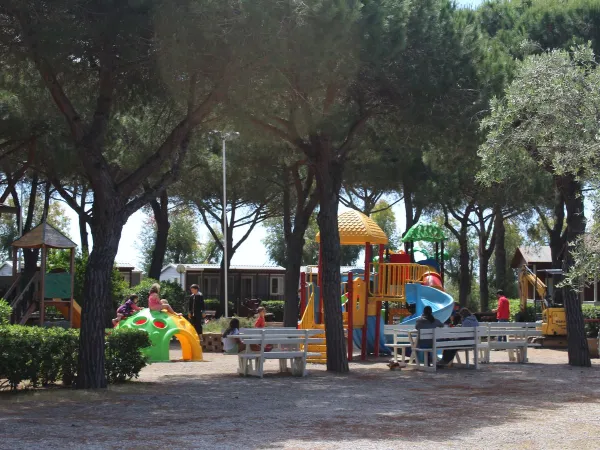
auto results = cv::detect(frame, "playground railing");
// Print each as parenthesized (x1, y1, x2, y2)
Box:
(371, 263, 429, 299)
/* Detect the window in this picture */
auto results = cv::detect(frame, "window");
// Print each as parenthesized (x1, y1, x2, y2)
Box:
(270, 276, 284, 296)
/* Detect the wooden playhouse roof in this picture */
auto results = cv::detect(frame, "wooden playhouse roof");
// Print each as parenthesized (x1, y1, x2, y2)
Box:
(316, 210, 388, 246)
(12, 222, 77, 249)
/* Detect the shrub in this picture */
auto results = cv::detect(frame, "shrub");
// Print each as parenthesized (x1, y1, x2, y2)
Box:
(261, 301, 284, 321)
(0, 326, 78, 390)
(204, 299, 235, 318)
(0, 299, 11, 325)
(203, 316, 255, 334)
(0, 325, 150, 390)
(582, 305, 600, 338)
(105, 328, 151, 383)
(131, 278, 186, 313)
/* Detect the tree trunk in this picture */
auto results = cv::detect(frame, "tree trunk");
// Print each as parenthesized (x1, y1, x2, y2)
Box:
(479, 255, 490, 311)
(283, 231, 304, 327)
(314, 153, 348, 373)
(557, 175, 590, 367)
(549, 184, 566, 268)
(148, 191, 170, 280)
(494, 207, 507, 294)
(458, 233, 471, 307)
(79, 187, 90, 256)
(77, 208, 125, 388)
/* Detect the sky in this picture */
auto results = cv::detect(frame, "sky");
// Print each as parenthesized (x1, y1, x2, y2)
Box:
(60, 0, 485, 270)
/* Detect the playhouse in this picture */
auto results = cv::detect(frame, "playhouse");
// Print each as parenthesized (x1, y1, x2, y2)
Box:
(298, 210, 453, 362)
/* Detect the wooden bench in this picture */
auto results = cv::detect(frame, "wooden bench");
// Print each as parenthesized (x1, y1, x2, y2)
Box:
(383, 325, 416, 366)
(408, 327, 481, 372)
(234, 328, 323, 378)
(479, 322, 542, 363)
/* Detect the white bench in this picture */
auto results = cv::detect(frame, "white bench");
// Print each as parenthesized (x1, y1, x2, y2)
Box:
(383, 325, 416, 366)
(234, 328, 322, 378)
(408, 327, 481, 372)
(479, 322, 542, 363)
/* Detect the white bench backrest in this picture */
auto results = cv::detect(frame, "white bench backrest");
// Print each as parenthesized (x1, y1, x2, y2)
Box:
(415, 327, 480, 348)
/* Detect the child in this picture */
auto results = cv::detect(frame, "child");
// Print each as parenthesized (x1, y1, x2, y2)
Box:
(112, 294, 142, 326)
(254, 306, 266, 328)
(222, 318, 245, 354)
(148, 283, 182, 316)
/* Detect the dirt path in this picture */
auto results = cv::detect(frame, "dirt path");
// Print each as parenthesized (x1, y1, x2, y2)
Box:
(1, 349, 599, 449)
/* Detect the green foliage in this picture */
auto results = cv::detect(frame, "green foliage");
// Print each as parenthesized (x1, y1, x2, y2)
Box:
(582, 305, 600, 338)
(203, 299, 235, 318)
(131, 278, 186, 313)
(0, 299, 11, 325)
(0, 325, 150, 390)
(0, 326, 78, 390)
(264, 214, 361, 267)
(105, 328, 151, 383)
(261, 301, 284, 322)
(202, 316, 255, 334)
(137, 210, 221, 273)
(371, 201, 399, 250)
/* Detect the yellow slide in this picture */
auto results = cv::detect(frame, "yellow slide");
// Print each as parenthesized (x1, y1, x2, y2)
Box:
(54, 300, 81, 328)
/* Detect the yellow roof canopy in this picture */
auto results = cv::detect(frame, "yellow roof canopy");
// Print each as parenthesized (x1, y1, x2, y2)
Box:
(315, 210, 388, 246)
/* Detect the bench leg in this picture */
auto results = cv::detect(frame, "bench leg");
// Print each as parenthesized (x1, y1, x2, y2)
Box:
(393, 346, 398, 363)
(279, 358, 288, 373)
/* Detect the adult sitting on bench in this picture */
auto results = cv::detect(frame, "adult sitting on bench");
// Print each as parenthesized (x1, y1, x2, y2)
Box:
(415, 306, 444, 365)
(438, 308, 479, 367)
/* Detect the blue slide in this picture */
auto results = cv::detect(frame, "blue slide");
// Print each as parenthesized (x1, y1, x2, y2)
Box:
(401, 283, 454, 325)
(352, 316, 391, 355)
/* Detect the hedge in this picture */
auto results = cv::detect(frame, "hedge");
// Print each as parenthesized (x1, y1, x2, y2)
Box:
(0, 325, 151, 390)
(204, 299, 235, 318)
(0, 299, 10, 325)
(261, 301, 284, 321)
(583, 305, 600, 338)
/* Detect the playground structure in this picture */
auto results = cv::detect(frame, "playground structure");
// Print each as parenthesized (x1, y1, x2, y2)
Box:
(298, 210, 454, 363)
(518, 265, 567, 336)
(6, 222, 81, 328)
(115, 308, 203, 362)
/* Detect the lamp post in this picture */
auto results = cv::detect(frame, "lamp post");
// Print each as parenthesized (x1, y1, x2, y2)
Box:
(211, 130, 239, 318)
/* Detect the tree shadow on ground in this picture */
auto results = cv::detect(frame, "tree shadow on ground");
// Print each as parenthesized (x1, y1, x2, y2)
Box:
(0, 357, 599, 449)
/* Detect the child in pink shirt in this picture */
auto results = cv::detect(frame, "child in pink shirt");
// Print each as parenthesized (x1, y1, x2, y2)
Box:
(148, 283, 181, 316)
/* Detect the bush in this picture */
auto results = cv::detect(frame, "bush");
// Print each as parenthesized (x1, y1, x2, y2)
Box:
(105, 328, 151, 383)
(204, 299, 235, 318)
(203, 316, 255, 334)
(0, 326, 78, 390)
(0, 325, 150, 390)
(261, 301, 284, 321)
(0, 299, 11, 325)
(131, 278, 186, 313)
(582, 305, 600, 338)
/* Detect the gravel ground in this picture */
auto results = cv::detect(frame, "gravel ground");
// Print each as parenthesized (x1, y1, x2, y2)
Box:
(1, 348, 599, 450)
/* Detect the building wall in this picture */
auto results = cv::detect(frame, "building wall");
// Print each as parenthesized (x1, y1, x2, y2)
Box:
(161, 266, 181, 284)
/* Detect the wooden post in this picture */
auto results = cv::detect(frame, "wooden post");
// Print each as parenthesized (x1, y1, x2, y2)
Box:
(69, 248, 75, 327)
(374, 244, 384, 357)
(361, 243, 371, 360)
(39, 245, 46, 327)
(347, 271, 353, 362)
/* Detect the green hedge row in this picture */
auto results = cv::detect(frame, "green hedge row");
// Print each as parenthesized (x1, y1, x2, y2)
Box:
(204, 299, 235, 318)
(0, 326, 151, 390)
(261, 301, 284, 321)
(0, 299, 10, 325)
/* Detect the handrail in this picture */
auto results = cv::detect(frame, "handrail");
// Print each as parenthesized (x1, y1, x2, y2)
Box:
(3, 273, 22, 301)
(10, 272, 39, 309)
(371, 263, 429, 299)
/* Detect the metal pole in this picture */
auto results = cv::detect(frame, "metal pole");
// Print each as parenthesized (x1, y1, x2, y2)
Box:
(223, 137, 228, 318)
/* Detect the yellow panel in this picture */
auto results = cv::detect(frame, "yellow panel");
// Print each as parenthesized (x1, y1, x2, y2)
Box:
(315, 210, 388, 245)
